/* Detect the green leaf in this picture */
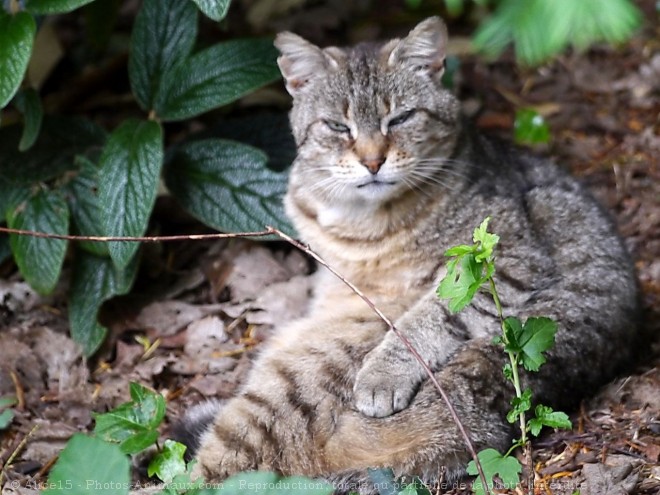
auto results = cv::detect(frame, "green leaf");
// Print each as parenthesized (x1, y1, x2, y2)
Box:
(129, 0, 198, 112)
(83, 0, 121, 52)
(445, 0, 464, 16)
(502, 362, 513, 381)
(0, 11, 36, 109)
(503, 316, 523, 352)
(14, 88, 43, 151)
(93, 382, 166, 455)
(207, 112, 296, 172)
(66, 156, 109, 257)
(156, 38, 281, 121)
(148, 440, 187, 483)
(191, 0, 232, 21)
(165, 139, 294, 236)
(156, 461, 207, 495)
(444, 244, 474, 257)
(98, 119, 163, 269)
(472, 216, 499, 262)
(529, 404, 572, 436)
(437, 254, 486, 313)
(405, 0, 423, 9)
(467, 448, 522, 495)
(0, 116, 106, 189)
(367, 468, 398, 495)
(473, 0, 641, 66)
(0, 409, 15, 429)
(514, 108, 550, 145)
(69, 250, 138, 356)
(24, 0, 97, 14)
(507, 388, 532, 424)
(43, 434, 130, 495)
(7, 189, 69, 295)
(518, 317, 558, 372)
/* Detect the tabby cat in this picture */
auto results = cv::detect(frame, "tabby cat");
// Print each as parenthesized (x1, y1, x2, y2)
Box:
(185, 17, 638, 491)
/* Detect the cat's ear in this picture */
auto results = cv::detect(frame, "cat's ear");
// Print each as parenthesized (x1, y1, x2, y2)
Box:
(384, 17, 448, 80)
(275, 32, 345, 97)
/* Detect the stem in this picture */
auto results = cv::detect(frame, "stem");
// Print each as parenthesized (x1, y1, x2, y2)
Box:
(490, 274, 527, 443)
(489, 278, 503, 319)
(489, 268, 533, 492)
(508, 351, 527, 445)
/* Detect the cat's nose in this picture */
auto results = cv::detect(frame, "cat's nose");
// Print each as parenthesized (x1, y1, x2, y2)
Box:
(360, 156, 386, 175)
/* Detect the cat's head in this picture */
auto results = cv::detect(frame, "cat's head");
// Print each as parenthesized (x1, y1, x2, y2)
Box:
(275, 17, 461, 209)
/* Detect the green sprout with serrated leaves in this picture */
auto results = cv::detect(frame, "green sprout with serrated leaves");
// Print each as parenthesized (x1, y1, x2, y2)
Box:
(437, 217, 572, 495)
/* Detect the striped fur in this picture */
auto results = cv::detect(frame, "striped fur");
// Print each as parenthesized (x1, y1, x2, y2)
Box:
(190, 17, 639, 492)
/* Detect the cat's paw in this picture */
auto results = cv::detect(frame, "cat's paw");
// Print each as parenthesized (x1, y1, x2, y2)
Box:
(353, 356, 419, 418)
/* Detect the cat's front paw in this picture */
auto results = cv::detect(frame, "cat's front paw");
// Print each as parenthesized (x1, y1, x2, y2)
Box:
(353, 355, 420, 418)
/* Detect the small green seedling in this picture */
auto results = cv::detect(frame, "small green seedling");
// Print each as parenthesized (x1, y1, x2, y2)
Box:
(93, 381, 166, 455)
(0, 395, 17, 430)
(438, 217, 571, 495)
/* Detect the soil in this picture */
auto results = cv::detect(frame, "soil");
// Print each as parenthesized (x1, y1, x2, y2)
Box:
(0, 1, 658, 494)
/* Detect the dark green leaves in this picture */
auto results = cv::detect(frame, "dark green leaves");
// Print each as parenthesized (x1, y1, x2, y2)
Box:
(44, 434, 130, 495)
(94, 382, 166, 455)
(166, 139, 293, 235)
(98, 119, 163, 269)
(129, 0, 279, 121)
(24, 0, 97, 14)
(67, 157, 109, 257)
(191, 0, 232, 21)
(438, 217, 499, 313)
(0, 11, 36, 109)
(7, 189, 69, 295)
(69, 250, 137, 357)
(129, 0, 198, 112)
(503, 316, 558, 372)
(467, 448, 522, 495)
(0, 116, 106, 187)
(514, 108, 550, 145)
(156, 39, 281, 121)
(14, 88, 43, 151)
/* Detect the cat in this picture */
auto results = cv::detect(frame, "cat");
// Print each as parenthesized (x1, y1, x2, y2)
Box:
(183, 16, 638, 492)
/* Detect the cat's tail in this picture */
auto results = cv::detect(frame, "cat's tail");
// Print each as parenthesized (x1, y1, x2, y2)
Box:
(170, 399, 224, 460)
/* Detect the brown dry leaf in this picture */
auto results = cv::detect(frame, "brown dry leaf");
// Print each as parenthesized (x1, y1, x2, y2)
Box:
(132, 301, 224, 336)
(579, 462, 639, 495)
(224, 246, 295, 301)
(20, 421, 78, 465)
(244, 275, 312, 326)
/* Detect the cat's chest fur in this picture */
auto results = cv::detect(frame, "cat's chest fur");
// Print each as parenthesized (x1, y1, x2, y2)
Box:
(287, 191, 446, 304)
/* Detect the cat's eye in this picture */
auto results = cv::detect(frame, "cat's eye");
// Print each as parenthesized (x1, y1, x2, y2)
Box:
(388, 110, 416, 128)
(324, 120, 350, 133)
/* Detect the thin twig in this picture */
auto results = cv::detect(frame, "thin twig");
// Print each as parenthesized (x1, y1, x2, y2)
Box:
(0, 424, 40, 485)
(0, 226, 273, 242)
(0, 224, 491, 493)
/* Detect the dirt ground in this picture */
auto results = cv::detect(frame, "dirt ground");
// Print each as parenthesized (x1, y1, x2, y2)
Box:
(0, 1, 658, 494)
